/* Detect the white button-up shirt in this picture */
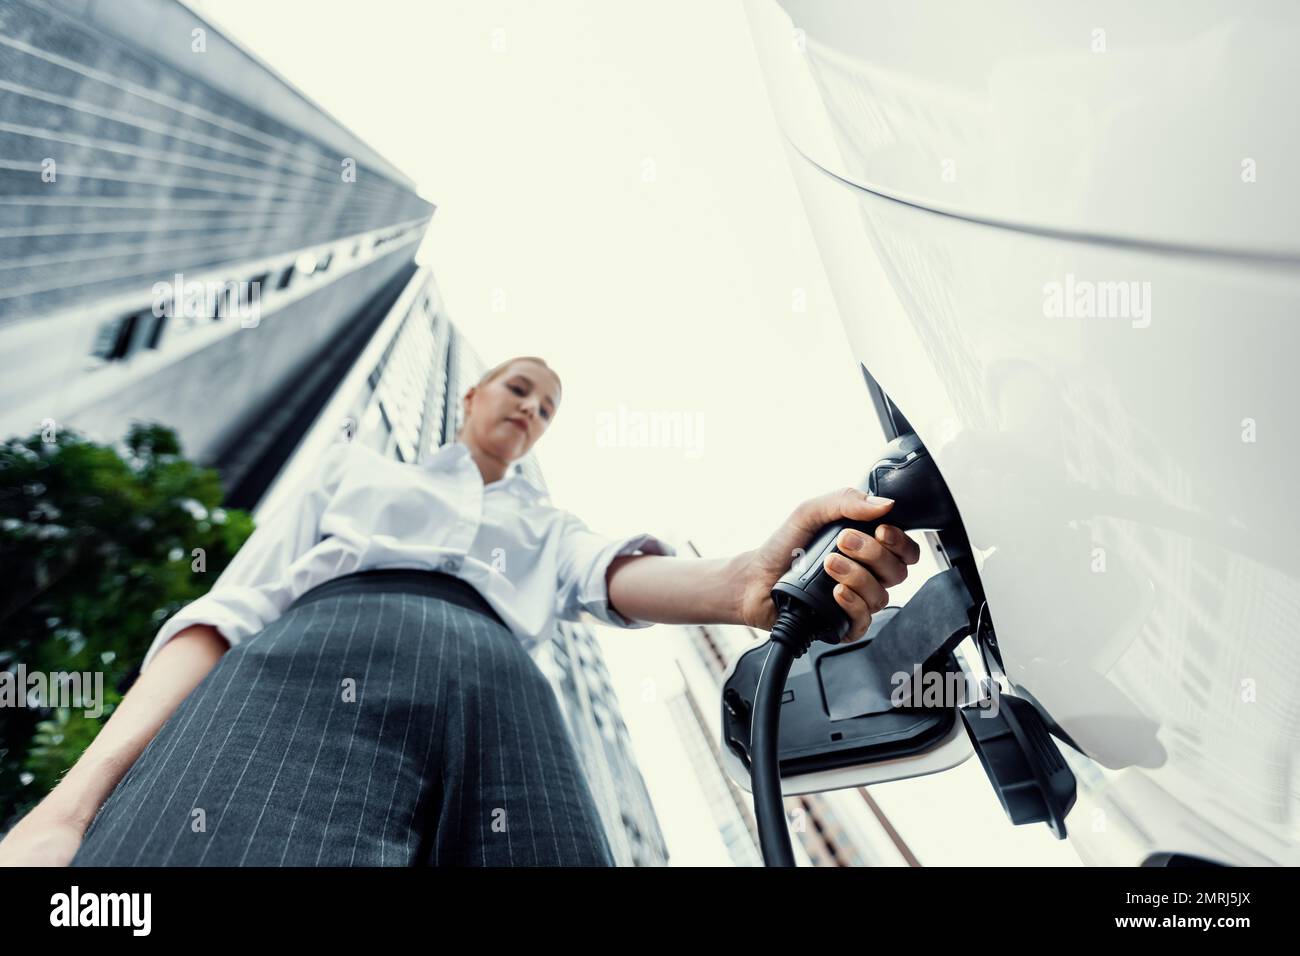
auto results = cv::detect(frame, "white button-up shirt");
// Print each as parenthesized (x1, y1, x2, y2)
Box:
(140, 439, 677, 672)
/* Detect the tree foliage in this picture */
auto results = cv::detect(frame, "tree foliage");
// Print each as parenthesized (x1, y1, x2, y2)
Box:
(0, 421, 253, 830)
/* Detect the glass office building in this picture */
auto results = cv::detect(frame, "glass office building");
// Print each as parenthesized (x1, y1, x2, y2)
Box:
(0, 0, 433, 506)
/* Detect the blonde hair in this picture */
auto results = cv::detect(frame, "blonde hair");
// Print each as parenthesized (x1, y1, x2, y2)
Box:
(475, 355, 562, 395)
(455, 355, 562, 440)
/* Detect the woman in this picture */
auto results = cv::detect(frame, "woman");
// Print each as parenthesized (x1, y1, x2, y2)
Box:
(0, 355, 919, 867)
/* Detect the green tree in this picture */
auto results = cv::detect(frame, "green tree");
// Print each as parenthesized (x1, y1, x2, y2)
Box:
(0, 421, 253, 830)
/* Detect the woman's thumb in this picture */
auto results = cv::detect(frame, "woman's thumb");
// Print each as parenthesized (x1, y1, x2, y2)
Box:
(799, 486, 894, 530)
(848, 486, 895, 519)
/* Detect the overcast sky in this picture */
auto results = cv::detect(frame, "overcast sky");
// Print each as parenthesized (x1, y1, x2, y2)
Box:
(187, 0, 1080, 866)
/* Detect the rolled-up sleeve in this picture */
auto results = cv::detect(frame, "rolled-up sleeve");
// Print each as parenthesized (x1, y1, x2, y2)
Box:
(553, 511, 677, 629)
(139, 441, 355, 673)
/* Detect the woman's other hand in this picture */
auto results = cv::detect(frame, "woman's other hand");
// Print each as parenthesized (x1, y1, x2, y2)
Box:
(0, 807, 85, 866)
(736, 486, 921, 642)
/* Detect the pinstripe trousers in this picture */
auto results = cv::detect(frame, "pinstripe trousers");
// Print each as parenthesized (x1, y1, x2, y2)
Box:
(69, 570, 616, 867)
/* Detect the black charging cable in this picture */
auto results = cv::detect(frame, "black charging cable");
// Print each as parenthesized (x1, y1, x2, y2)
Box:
(751, 602, 821, 867)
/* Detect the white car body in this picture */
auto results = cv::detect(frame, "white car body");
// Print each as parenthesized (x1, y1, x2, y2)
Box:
(743, 0, 1300, 865)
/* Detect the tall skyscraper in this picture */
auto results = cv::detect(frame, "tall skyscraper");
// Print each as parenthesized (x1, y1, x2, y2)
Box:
(539, 622, 670, 866)
(0, 0, 433, 506)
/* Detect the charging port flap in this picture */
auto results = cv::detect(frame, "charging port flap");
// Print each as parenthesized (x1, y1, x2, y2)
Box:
(820, 568, 976, 720)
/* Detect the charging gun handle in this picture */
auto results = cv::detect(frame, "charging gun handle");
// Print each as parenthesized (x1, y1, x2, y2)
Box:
(770, 434, 956, 647)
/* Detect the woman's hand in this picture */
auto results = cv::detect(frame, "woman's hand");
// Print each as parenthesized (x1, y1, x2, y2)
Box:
(0, 807, 85, 867)
(736, 486, 921, 642)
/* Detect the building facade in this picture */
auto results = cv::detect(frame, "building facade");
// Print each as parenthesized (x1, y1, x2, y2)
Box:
(0, 0, 432, 505)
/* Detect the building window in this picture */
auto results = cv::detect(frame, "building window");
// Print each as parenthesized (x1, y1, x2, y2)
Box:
(90, 310, 168, 362)
(248, 273, 270, 303)
(89, 314, 133, 360)
(141, 312, 166, 350)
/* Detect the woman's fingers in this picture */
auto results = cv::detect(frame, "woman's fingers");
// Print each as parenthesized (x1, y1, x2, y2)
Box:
(823, 548, 888, 641)
(817, 522, 923, 643)
(874, 524, 921, 566)
(835, 527, 908, 587)
(829, 579, 876, 642)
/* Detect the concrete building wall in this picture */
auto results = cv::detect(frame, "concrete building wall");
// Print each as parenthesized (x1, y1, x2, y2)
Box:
(0, 0, 434, 485)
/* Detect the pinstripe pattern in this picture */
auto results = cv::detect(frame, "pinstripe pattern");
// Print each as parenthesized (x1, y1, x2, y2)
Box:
(70, 578, 615, 867)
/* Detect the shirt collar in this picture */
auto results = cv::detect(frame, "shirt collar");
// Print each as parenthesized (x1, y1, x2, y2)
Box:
(421, 439, 548, 504)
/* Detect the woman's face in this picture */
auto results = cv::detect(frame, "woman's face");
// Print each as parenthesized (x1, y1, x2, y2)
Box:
(461, 360, 562, 464)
